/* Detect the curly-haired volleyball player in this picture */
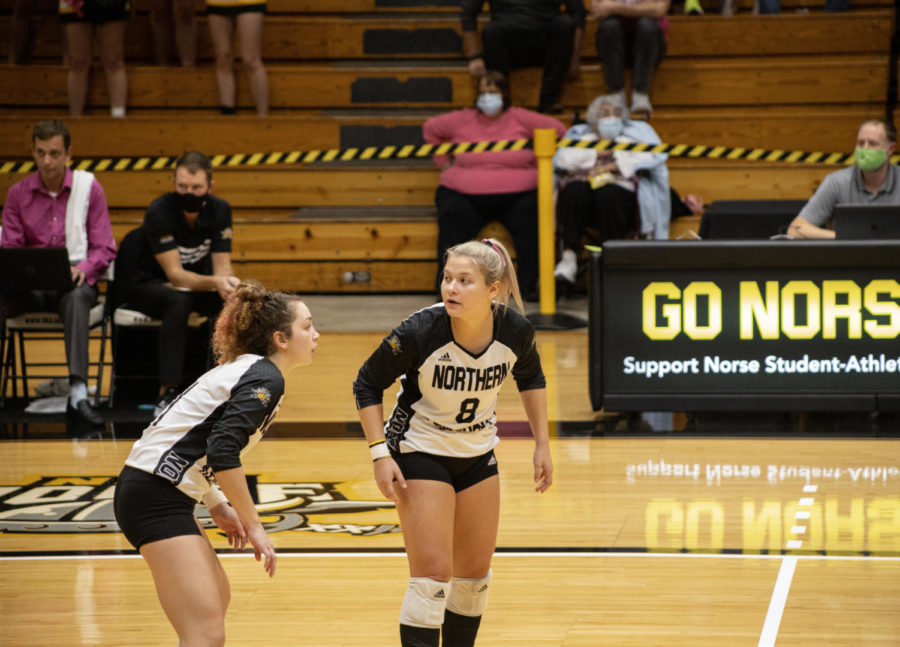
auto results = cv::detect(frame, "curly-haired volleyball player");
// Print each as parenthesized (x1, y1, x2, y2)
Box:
(114, 280, 319, 646)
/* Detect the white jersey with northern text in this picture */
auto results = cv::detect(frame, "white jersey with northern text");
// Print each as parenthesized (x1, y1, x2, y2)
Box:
(353, 304, 545, 457)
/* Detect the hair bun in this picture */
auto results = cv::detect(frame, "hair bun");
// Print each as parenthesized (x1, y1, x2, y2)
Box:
(235, 279, 266, 303)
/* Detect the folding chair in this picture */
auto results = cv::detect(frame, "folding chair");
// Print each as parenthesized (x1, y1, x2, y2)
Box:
(107, 227, 208, 407)
(0, 292, 110, 408)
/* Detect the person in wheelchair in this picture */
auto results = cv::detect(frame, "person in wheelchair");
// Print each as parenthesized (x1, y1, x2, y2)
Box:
(552, 94, 670, 291)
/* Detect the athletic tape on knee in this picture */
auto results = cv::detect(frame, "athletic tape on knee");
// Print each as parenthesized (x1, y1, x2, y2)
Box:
(446, 570, 492, 617)
(399, 577, 451, 628)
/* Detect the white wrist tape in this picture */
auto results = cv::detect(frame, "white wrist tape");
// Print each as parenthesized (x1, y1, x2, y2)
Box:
(369, 440, 390, 462)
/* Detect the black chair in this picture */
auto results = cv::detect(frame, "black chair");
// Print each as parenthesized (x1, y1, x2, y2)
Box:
(107, 227, 208, 407)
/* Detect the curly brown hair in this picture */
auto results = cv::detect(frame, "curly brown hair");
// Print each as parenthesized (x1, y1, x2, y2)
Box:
(213, 280, 302, 364)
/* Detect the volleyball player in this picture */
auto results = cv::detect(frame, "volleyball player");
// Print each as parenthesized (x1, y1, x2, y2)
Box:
(353, 239, 553, 647)
(114, 280, 318, 647)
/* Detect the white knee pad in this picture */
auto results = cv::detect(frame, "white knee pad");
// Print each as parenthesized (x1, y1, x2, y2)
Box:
(399, 577, 451, 628)
(446, 570, 492, 617)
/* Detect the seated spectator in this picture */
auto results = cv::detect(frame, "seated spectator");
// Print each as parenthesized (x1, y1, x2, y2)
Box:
(423, 71, 568, 300)
(59, 0, 130, 117)
(553, 93, 670, 287)
(589, 0, 670, 117)
(207, 0, 268, 116)
(0, 119, 116, 425)
(148, 0, 197, 67)
(788, 119, 898, 239)
(461, 0, 585, 114)
(127, 151, 240, 414)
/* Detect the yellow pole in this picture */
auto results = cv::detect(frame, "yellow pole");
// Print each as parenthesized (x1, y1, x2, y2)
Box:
(533, 128, 557, 315)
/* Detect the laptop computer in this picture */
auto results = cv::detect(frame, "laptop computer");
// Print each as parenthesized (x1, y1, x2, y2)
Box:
(0, 247, 74, 292)
(699, 200, 806, 239)
(832, 204, 900, 240)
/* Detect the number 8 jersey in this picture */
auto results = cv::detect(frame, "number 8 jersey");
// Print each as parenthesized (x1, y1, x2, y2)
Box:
(353, 303, 546, 458)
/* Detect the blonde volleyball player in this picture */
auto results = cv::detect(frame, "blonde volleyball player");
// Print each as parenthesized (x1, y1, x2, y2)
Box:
(354, 239, 553, 647)
(114, 281, 319, 646)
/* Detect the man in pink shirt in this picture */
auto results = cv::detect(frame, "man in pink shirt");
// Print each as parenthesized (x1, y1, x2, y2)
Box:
(1, 119, 116, 425)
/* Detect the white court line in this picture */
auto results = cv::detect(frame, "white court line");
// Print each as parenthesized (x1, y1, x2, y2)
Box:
(3, 551, 900, 562)
(758, 556, 798, 647)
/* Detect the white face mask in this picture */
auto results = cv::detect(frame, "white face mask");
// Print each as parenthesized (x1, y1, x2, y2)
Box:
(597, 116, 624, 140)
(476, 92, 504, 117)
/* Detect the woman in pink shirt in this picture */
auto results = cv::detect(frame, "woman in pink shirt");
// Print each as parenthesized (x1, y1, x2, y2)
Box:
(423, 71, 567, 300)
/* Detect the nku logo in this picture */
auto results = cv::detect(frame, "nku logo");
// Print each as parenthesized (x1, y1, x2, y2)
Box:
(0, 476, 400, 537)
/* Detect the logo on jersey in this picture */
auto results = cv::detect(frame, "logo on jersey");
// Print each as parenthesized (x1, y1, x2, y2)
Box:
(251, 386, 272, 406)
(0, 477, 400, 538)
(155, 450, 191, 483)
(386, 334, 402, 356)
(178, 239, 212, 266)
(432, 362, 510, 391)
(437, 352, 452, 363)
(221, 227, 234, 240)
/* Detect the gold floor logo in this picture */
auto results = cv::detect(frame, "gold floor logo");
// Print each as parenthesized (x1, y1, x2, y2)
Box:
(0, 476, 400, 537)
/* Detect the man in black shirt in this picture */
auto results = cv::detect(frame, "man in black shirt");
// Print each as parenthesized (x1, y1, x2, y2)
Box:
(128, 151, 239, 414)
(461, 0, 585, 114)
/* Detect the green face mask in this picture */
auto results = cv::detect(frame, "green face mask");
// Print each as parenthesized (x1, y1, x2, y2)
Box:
(855, 147, 887, 172)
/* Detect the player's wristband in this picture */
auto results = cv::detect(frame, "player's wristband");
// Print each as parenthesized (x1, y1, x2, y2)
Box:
(468, 54, 484, 61)
(369, 440, 390, 462)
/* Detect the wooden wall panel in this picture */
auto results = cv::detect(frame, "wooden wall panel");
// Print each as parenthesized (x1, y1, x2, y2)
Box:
(0, 12, 890, 61)
(0, 57, 885, 111)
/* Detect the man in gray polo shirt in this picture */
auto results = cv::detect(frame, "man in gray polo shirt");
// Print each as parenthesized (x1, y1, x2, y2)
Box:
(788, 119, 899, 239)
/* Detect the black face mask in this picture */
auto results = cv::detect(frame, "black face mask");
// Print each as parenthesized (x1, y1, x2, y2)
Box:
(175, 191, 207, 213)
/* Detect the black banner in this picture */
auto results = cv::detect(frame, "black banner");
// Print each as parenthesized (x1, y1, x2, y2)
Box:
(594, 241, 900, 411)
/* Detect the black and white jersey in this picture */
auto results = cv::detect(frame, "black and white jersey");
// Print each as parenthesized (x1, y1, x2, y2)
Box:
(125, 354, 284, 505)
(353, 303, 545, 457)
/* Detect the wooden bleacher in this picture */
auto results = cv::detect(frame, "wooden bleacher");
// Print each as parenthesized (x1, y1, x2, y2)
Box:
(0, 0, 895, 292)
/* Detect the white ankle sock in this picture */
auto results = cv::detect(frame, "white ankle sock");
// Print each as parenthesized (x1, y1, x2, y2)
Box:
(69, 380, 88, 406)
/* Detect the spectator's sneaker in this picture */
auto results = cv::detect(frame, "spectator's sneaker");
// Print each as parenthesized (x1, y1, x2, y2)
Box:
(153, 387, 180, 417)
(554, 250, 578, 284)
(36, 378, 70, 398)
(631, 92, 653, 117)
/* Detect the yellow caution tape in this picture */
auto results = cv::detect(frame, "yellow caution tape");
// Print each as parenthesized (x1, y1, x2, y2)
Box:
(2, 138, 897, 173)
